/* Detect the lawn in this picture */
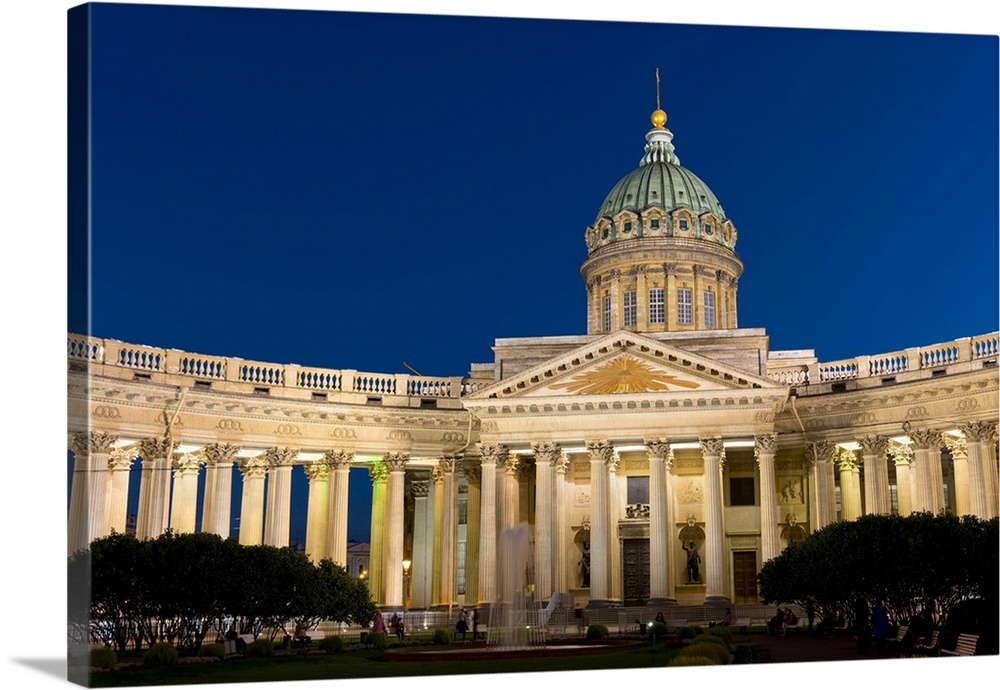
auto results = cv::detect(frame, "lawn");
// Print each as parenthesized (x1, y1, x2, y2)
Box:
(86, 641, 686, 687)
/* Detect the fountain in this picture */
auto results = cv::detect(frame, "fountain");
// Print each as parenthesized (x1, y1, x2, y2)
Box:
(486, 522, 547, 649)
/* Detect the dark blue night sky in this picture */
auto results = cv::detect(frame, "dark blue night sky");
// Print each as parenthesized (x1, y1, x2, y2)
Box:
(72, 2, 999, 547)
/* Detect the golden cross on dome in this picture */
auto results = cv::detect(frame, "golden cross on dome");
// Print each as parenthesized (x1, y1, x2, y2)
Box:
(651, 68, 667, 129)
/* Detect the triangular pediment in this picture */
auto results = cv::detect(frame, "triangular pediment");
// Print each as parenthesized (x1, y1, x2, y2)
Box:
(468, 331, 785, 400)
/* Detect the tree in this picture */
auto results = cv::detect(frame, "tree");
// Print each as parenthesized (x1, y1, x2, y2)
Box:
(758, 513, 998, 627)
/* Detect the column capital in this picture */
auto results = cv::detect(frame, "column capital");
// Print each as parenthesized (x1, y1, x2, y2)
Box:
(586, 440, 615, 463)
(837, 447, 859, 469)
(238, 454, 270, 478)
(944, 435, 968, 459)
(810, 440, 838, 465)
(476, 443, 508, 465)
(438, 456, 461, 474)
(108, 446, 138, 471)
(754, 434, 777, 458)
(556, 452, 571, 474)
(303, 461, 330, 482)
(265, 446, 299, 467)
(201, 442, 240, 466)
(410, 478, 431, 497)
(908, 428, 942, 450)
(531, 442, 561, 464)
(960, 420, 997, 443)
(607, 450, 621, 473)
(383, 453, 409, 472)
(323, 449, 353, 469)
(172, 452, 201, 475)
(463, 462, 482, 484)
(69, 430, 119, 456)
(888, 441, 914, 465)
(644, 439, 672, 459)
(699, 436, 724, 458)
(369, 461, 389, 484)
(139, 436, 175, 459)
(858, 435, 889, 457)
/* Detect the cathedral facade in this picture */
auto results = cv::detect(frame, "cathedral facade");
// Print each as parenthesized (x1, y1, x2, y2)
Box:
(67, 103, 999, 611)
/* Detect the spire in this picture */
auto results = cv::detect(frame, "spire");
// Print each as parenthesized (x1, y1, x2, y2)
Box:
(641, 68, 680, 167)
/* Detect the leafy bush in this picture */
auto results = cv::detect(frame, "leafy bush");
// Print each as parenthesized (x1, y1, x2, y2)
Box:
(197, 643, 225, 659)
(89, 646, 117, 670)
(318, 636, 344, 654)
(703, 626, 734, 646)
(587, 623, 609, 639)
(143, 642, 178, 667)
(647, 621, 669, 638)
(432, 628, 454, 645)
(681, 640, 731, 664)
(367, 632, 387, 650)
(677, 625, 703, 639)
(245, 639, 274, 657)
(669, 655, 717, 666)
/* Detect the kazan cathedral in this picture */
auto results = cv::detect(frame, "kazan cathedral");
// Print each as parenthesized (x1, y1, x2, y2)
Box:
(67, 100, 999, 614)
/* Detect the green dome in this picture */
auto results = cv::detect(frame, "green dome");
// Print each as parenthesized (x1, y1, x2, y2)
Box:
(596, 161, 727, 222)
(594, 126, 728, 223)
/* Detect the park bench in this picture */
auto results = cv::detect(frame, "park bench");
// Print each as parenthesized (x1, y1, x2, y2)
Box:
(666, 619, 687, 630)
(941, 633, 978, 657)
(224, 634, 255, 656)
(733, 617, 751, 633)
(888, 625, 908, 650)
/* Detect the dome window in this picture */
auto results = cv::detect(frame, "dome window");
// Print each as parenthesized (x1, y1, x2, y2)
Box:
(602, 227, 610, 239)
(704, 223, 713, 235)
(679, 219, 689, 230)
(623, 221, 633, 233)
(650, 218, 660, 229)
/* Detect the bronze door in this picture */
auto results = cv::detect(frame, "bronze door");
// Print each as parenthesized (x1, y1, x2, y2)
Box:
(622, 539, 650, 606)
(732, 551, 758, 603)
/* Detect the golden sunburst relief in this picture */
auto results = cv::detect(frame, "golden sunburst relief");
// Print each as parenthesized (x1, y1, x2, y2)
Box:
(548, 354, 701, 394)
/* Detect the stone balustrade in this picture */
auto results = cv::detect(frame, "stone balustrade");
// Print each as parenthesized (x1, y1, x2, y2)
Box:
(766, 332, 998, 387)
(67, 334, 473, 402)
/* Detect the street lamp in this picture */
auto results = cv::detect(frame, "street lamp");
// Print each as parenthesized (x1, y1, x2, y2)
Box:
(402, 559, 412, 612)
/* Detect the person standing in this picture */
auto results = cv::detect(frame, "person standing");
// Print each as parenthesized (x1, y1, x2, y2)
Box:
(871, 598, 889, 654)
(472, 608, 480, 641)
(456, 607, 469, 642)
(854, 595, 871, 653)
(806, 594, 817, 633)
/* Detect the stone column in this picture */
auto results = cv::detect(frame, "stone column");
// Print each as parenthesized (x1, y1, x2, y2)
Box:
(437, 456, 460, 609)
(303, 461, 330, 563)
(411, 476, 433, 609)
(810, 441, 838, 528)
(67, 431, 116, 554)
(756, 434, 780, 562)
(944, 435, 970, 516)
(608, 451, 623, 604)
(368, 462, 388, 605)
(201, 443, 238, 538)
(646, 440, 672, 605)
(139, 437, 175, 539)
(263, 447, 297, 547)
(586, 440, 614, 607)
(464, 463, 482, 606)
(500, 452, 521, 531)
(838, 449, 861, 520)
(858, 436, 890, 515)
(169, 453, 201, 534)
(889, 443, 914, 516)
(106, 446, 137, 537)
(554, 452, 571, 596)
(326, 450, 353, 566)
(517, 457, 535, 531)
(431, 464, 444, 607)
(382, 453, 409, 608)
(238, 454, 269, 545)
(476, 444, 504, 607)
(960, 422, 993, 518)
(700, 437, 728, 604)
(910, 429, 943, 514)
(532, 443, 558, 603)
